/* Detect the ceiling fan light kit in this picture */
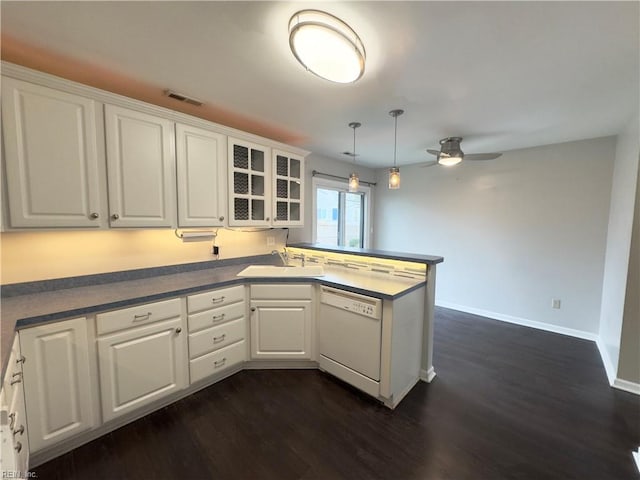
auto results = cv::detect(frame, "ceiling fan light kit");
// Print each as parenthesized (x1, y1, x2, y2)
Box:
(289, 10, 366, 84)
(388, 109, 404, 189)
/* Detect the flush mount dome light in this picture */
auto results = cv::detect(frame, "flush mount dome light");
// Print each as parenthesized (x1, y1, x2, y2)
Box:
(289, 10, 366, 83)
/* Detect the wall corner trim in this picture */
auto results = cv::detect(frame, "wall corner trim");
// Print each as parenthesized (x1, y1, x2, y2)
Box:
(596, 336, 618, 385)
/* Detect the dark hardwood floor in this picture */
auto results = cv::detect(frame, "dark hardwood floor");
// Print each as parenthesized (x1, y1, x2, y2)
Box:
(33, 307, 640, 480)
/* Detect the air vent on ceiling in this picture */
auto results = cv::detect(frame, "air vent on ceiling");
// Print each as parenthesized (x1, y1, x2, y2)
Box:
(163, 90, 203, 107)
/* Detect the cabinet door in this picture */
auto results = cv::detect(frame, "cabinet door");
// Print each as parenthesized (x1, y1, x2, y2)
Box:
(228, 137, 271, 226)
(250, 300, 312, 359)
(97, 317, 187, 422)
(1, 77, 105, 228)
(105, 105, 176, 227)
(272, 150, 304, 227)
(19, 317, 95, 452)
(176, 124, 226, 227)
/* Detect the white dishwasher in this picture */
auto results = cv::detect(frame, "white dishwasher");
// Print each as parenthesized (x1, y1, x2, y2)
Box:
(318, 286, 383, 397)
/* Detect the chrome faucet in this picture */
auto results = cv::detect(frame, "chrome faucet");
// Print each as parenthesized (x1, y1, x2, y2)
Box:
(291, 252, 306, 267)
(271, 248, 289, 266)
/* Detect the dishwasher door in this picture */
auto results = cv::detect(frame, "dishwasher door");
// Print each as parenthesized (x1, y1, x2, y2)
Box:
(318, 287, 382, 382)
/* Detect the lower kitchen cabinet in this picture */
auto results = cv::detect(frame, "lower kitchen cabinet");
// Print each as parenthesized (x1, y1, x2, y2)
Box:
(250, 284, 313, 360)
(19, 317, 95, 453)
(97, 316, 187, 423)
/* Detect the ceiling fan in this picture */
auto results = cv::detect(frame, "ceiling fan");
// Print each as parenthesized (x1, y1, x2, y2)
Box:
(423, 137, 502, 167)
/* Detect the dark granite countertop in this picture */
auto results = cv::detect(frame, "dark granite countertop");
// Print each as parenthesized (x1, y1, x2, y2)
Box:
(1, 255, 426, 382)
(288, 243, 444, 265)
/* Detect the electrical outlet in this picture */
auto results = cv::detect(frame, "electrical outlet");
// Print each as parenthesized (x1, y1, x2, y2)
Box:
(266, 236, 275, 246)
(552, 298, 561, 309)
(212, 246, 219, 255)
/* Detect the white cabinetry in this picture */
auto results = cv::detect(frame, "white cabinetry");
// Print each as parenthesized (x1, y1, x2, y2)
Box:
(176, 123, 226, 227)
(272, 150, 304, 227)
(96, 299, 187, 422)
(250, 284, 313, 360)
(20, 317, 96, 452)
(104, 105, 176, 228)
(0, 336, 29, 477)
(186, 285, 246, 383)
(228, 138, 271, 226)
(1, 77, 106, 228)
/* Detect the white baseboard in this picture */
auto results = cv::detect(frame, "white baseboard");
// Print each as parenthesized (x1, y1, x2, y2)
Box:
(613, 378, 640, 395)
(436, 301, 598, 341)
(633, 448, 640, 473)
(420, 367, 436, 383)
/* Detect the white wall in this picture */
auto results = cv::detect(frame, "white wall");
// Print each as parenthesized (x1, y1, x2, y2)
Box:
(598, 112, 640, 381)
(288, 153, 376, 244)
(374, 137, 616, 336)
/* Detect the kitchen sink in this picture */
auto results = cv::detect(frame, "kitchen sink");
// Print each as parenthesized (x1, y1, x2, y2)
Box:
(236, 265, 325, 277)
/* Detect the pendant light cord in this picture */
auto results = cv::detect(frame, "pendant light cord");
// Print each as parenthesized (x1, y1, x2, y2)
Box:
(353, 124, 357, 166)
(393, 115, 398, 168)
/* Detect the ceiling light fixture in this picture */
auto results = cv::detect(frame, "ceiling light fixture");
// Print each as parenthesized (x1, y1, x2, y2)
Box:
(345, 122, 361, 192)
(437, 153, 463, 167)
(288, 10, 366, 84)
(388, 109, 404, 189)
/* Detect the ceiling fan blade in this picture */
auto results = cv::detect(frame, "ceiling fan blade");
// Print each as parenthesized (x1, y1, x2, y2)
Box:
(418, 161, 438, 168)
(426, 149, 440, 156)
(464, 153, 503, 161)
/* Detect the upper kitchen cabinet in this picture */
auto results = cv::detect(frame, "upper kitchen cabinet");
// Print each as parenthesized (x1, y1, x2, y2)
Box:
(272, 150, 304, 227)
(1, 77, 107, 228)
(228, 137, 271, 227)
(176, 124, 226, 227)
(105, 105, 176, 228)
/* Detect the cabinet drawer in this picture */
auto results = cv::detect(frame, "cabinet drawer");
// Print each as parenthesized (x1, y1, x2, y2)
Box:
(97, 298, 182, 335)
(188, 301, 245, 333)
(251, 284, 312, 300)
(189, 317, 245, 359)
(187, 285, 245, 313)
(189, 340, 246, 384)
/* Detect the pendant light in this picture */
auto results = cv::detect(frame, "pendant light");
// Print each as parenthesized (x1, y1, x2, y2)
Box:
(347, 122, 361, 192)
(388, 109, 404, 189)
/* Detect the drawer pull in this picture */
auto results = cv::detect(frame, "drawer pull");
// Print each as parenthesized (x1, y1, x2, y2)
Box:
(175, 327, 182, 334)
(13, 425, 24, 437)
(211, 296, 226, 304)
(16, 355, 26, 365)
(133, 312, 152, 322)
(8, 413, 15, 430)
(14, 441, 22, 453)
(214, 357, 227, 368)
(212, 313, 226, 323)
(213, 334, 226, 344)
(10, 372, 22, 385)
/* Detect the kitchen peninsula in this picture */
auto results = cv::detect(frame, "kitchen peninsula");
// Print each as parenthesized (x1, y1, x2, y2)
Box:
(1, 245, 443, 468)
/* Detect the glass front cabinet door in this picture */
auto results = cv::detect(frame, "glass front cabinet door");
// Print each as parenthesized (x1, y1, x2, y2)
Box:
(272, 150, 304, 227)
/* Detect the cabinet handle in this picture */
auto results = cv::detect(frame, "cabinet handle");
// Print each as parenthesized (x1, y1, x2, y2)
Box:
(212, 313, 226, 323)
(219, 216, 225, 222)
(274, 217, 278, 221)
(14, 441, 22, 453)
(13, 425, 24, 437)
(213, 334, 226, 344)
(90, 212, 100, 219)
(214, 358, 227, 368)
(133, 312, 152, 322)
(8, 413, 15, 430)
(265, 217, 270, 221)
(111, 213, 120, 220)
(10, 372, 22, 385)
(211, 296, 225, 304)
(16, 355, 25, 365)
(250, 307, 256, 312)
(175, 327, 182, 334)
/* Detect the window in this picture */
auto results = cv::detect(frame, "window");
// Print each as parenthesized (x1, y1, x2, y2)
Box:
(312, 177, 372, 248)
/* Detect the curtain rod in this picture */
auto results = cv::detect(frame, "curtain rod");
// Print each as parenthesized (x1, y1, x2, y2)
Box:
(311, 170, 377, 187)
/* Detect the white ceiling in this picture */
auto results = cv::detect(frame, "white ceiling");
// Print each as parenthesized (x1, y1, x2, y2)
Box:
(2, 1, 638, 167)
